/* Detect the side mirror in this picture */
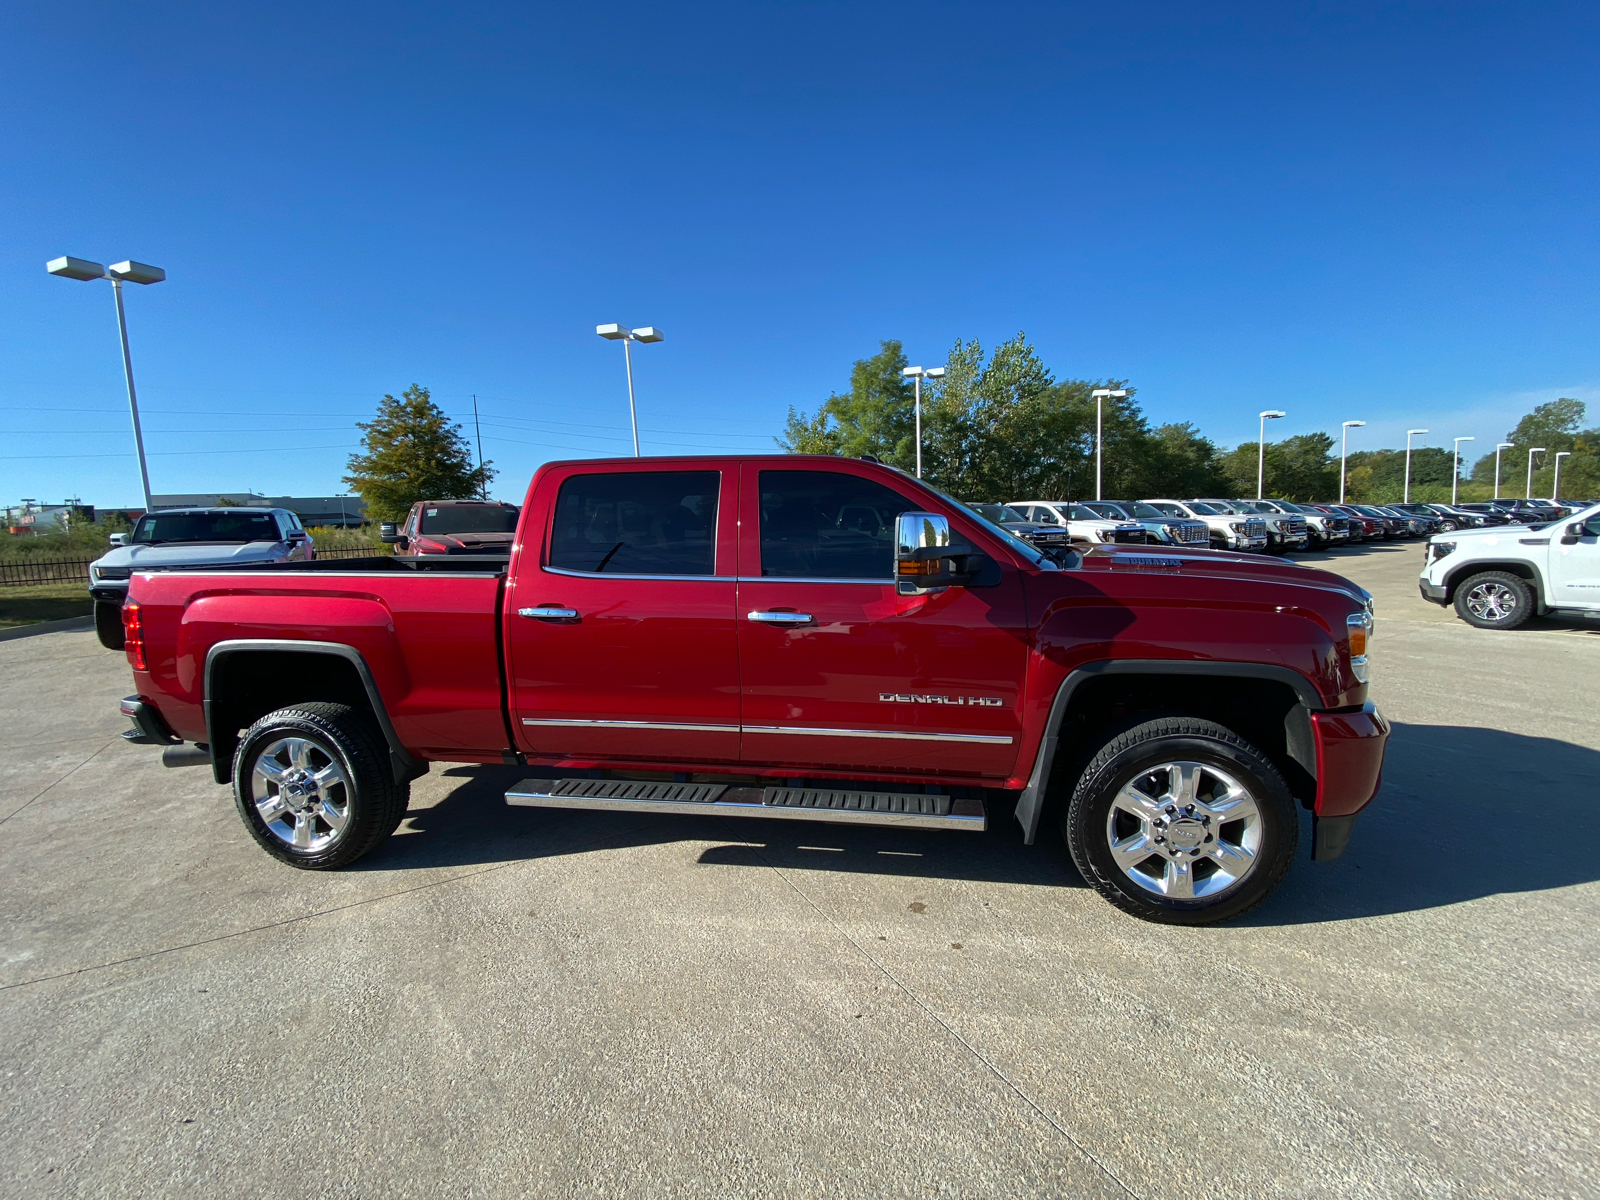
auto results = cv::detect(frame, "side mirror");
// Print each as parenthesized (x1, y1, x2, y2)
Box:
(287, 529, 309, 542)
(108, 533, 128, 547)
(896, 511, 993, 593)
(379, 523, 401, 544)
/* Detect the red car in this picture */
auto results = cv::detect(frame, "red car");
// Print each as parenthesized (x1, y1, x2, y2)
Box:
(116, 456, 1386, 925)
(380, 499, 520, 555)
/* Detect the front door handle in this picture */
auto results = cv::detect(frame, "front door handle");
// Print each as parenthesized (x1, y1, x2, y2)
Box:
(747, 610, 813, 626)
(519, 605, 580, 622)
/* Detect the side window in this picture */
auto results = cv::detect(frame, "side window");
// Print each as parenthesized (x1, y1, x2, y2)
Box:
(1033, 507, 1062, 524)
(549, 471, 719, 576)
(1150, 503, 1182, 518)
(758, 470, 912, 579)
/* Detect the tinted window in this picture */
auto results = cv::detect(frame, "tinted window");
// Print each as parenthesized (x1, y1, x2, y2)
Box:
(132, 511, 283, 544)
(419, 504, 521, 535)
(549, 471, 719, 575)
(759, 470, 912, 579)
(1147, 502, 1185, 517)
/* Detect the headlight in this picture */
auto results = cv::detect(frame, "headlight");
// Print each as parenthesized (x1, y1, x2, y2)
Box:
(1429, 541, 1456, 562)
(1097, 529, 1114, 541)
(1230, 522, 1245, 533)
(1347, 611, 1373, 684)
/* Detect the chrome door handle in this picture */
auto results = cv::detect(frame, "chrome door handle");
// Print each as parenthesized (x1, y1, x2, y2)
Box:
(519, 606, 580, 622)
(747, 610, 813, 625)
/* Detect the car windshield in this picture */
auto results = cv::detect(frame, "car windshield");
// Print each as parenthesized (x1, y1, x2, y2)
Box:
(1082, 503, 1127, 519)
(910, 486, 1048, 567)
(131, 511, 281, 544)
(967, 502, 1030, 524)
(1184, 502, 1223, 515)
(1117, 502, 1166, 519)
(1231, 501, 1272, 514)
(418, 504, 520, 534)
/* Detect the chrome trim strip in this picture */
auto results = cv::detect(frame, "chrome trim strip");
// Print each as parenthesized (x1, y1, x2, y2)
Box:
(505, 783, 987, 831)
(521, 717, 741, 734)
(742, 724, 1013, 745)
(734, 576, 894, 585)
(542, 566, 734, 582)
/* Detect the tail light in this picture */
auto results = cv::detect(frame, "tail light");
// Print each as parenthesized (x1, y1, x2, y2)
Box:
(122, 602, 146, 670)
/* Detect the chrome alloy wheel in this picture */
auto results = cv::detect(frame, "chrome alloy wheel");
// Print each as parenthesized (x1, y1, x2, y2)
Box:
(1104, 761, 1263, 900)
(1464, 580, 1519, 623)
(250, 736, 352, 852)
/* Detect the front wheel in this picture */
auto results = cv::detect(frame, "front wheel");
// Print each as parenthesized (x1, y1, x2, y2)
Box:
(1063, 717, 1299, 925)
(1453, 571, 1533, 630)
(232, 702, 409, 869)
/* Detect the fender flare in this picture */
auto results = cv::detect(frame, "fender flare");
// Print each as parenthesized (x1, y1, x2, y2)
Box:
(204, 638, 425, 786)
(1012, 660, 1324, 845)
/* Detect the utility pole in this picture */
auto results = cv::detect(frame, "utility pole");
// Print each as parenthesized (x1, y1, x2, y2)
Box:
(472, 394, 487, 500)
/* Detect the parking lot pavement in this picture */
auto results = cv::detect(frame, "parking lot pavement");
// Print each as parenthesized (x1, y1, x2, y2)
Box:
(1, 557, 1596, 1198)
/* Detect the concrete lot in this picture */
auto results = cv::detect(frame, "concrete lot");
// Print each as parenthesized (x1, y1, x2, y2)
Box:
(1, 544, 1596, 1198)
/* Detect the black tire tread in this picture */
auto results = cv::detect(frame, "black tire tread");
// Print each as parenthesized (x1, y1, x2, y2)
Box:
(1063, 716, 1298, 926)
(232, 702, 408, 870)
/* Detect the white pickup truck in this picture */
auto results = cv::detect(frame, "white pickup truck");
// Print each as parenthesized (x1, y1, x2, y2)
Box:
(1420, 503, 1600, 629)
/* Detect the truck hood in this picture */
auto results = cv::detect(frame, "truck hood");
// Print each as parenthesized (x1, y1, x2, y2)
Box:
(1427, 522, 1539, 546)
(413, 531, 515, 552)
(1075, 543, 1371, 609)
(93, 541, 287, 571)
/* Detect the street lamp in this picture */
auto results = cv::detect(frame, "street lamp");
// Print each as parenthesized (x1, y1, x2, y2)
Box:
(901, 365, 946, 479)
(46, 256, 166, 511)
(1553, 451, 1571, 501)
(1339, 420, 1366, 503)
(1526, 447, 1546, 499)
(1451, 437, 1475, 506)
(1090, 389, 1129, 501)
(1257, 410, 1285, 500)
(596, 323, 664, 457)
(1493, 442, 1514, 499)
(1404, 429, 1429, 503)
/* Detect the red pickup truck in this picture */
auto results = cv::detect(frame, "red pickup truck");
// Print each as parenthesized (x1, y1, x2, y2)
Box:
(117, 456, 1387, 924)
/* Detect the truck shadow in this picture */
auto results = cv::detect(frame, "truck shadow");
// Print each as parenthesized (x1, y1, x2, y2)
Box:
(371, 720, 1599, 924)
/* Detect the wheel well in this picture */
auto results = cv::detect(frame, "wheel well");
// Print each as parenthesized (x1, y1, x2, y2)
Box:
(207, 651, 375, 782)
(1052, 673, 1317, 809)
(1442, 561, 1541, 604)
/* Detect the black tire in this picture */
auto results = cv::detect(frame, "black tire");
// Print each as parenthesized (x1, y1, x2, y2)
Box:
(1062, 717, 1299, 925)
(94, 600, 124, 650)
(1439, 520, 1459, 532)
(1453, 570, 1533, 630)
(232, 702, 409, 869)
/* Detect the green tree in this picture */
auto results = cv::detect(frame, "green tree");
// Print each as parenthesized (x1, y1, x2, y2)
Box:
(777, 341, 915, 466)
(344, 384, 493, 523)
(1140, 423, 1232, 498)
(1469, 398, 1600, 499)
(1221, 433, 1339, 500)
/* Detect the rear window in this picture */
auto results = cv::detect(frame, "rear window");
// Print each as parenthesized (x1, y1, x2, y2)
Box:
(131, 511, 282, 544)
(419, 504, 520, 535)
(548, 471, 719, 575)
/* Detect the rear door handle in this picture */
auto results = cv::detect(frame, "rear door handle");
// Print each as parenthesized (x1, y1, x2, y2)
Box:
(747, 610, 813, 626)
(519, 606, 580, 622)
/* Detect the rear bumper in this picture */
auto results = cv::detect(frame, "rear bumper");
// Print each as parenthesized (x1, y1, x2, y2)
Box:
(1309, 702, 1389, 861)
(120, 695, 180, 745)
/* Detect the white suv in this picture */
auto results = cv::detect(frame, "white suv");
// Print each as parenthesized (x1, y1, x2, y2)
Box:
(1420, 503, 1600, 629)
(1142, 500, 1268, 552)
(1009, 501, 1149, 545)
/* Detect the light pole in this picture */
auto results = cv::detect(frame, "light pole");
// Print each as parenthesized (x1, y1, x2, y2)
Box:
(1339, 420, 1366, 503)
(901, 365, 946, 478)
(46, 256, 165, 511)
(1257, 410, 1285, 499)
(1493, 442, 1514, 499)
(1526, 447, 1546, 499)
(1553, 451, 1571, 501)
(1451, 437, 1475, 505)
(1089, 389, 1129, 501)
(1404, 429, 1429, 503)
(596, 323, 664, 456)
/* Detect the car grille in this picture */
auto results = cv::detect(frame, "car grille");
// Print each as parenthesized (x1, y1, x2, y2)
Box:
(1286, 518, 1306, 535)
(1170, 523, 1206, 544)
(1244, 519, 1267, 539)
(1111, 528, 1148, 544)
(1023, 530, 1070, 546)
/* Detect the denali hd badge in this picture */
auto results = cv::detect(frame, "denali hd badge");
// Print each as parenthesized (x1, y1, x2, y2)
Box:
(880, 693, 1005, 706)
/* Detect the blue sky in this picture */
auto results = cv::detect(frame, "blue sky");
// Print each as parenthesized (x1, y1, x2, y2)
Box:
(2, 1, 1596, 506)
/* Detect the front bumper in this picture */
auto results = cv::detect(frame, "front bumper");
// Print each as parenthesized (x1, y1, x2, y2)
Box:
(1419, 577, 1448, 604)
(89, 583, 129, 604)
(1230, 534, 1269, 551)
(1309, 701, 1389, 861)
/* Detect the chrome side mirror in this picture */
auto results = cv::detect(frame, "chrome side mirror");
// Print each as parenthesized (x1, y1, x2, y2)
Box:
(896, 512, 959, 594)
(108, 533, 128, 547)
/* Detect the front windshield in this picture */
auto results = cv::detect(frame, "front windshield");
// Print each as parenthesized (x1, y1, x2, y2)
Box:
(132, 511, 281, 544)
(1082, 502, 1126, 519)
(419, 504, 520, 535)
(1185, 502, 1223, 516)
(1230, 501, 1270, 514)
(967, 502, 1030, 524)
(1118, 502, 1166, 519)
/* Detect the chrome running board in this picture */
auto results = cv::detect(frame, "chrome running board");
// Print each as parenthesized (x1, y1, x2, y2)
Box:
(504, 777, 986, 832)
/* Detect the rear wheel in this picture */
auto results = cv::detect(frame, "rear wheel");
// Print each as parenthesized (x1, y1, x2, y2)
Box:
(232, 702, 409, 869)
(1453, 571, 1533, 630)
(1063, 717, 1299, 925)
(94, 600, 124, 650)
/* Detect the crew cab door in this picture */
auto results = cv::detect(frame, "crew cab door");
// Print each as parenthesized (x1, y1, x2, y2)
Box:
(506, 465, 740, 765)
(1550, 512, 1600, 606)
(735, 464, 1029, 780)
